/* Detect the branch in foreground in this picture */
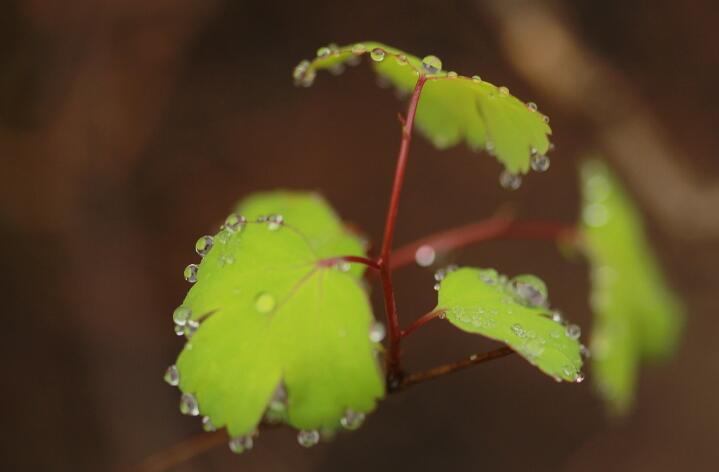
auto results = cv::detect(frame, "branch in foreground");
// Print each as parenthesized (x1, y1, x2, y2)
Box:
(395, 346, 515, 391)
(391, 219, 577, 270)
(128, 430, 225, 472)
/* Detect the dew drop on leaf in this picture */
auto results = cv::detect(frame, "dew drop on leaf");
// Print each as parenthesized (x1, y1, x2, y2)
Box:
(447, 71, 458, 78)
(421, 55, 442, 74)
(340, 409, 365, 430)
(565, 324, 582, 340)
(527, 102, 538, 112)
(292, 60, 316, 87)
(472, 75, 482, 82)
(229, 435, 254, 454)
(370, 48, 386, 62)
(183, 264, 199, 283)
(499, 171, 522, 190)
(531, 154, 551, 173)
(179, 393, 199, 416)
(498, 86, 510, 96)
(172, 306, 192, 326)
(414, 245, 436, 267)
(297, 430, 320, 448)
(224, 213, 247, 232)
(369, 322, 386, 343)
(201, 415, 216, 432)
(174, 324, 185, 336)
(582, 203, 609, 227)
(195, 235, 214, 257)
(352, 43, 366, 55)
(267, 214, 284, 231)
(510, 275, 548, 308)
(316, 46, 331, 58)
(184, 319, 199, 339)
(254, 293, 276, 314)
(164, 365, 179, 386)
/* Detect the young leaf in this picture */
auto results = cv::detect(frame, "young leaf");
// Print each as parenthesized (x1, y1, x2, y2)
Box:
(434, 267, 583, 382)
(171, 192, 384, 439)
(295, 42, 552, 175)
(580, 160, 684, 414)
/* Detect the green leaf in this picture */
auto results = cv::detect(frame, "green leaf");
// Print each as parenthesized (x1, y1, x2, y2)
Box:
(580, 159, 684, 414)
(295, 42, 552, 175)
(435, 267, 583, 382)
(171, 192, 384, 438)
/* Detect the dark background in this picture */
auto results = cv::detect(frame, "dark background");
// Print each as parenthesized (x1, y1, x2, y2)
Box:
(2, 0, 718, 470)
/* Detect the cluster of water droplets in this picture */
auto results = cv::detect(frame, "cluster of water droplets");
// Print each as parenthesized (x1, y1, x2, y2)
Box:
(432, 264, 459, 291)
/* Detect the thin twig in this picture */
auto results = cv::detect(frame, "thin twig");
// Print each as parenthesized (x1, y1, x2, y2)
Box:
(127, 430, 226, 472)
(401, 310, 444, 338)
(396, 346, 515, 391)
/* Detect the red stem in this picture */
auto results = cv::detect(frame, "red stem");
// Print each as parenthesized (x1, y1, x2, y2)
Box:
(391, 219, 577, 270)
(378, 74, 428, 380)
(397, 346, 515, 391)
(401, 310, 444, 338)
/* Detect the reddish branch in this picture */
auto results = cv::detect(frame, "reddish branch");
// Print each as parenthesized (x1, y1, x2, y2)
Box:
(401, 310, 444, 338)
(391, 219, 577, 270)
(397, 346, 516, 391)
(377, 74, 428, 379)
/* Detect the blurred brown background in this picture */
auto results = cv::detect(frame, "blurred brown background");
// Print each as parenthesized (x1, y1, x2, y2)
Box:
(2, 0, 718, 470)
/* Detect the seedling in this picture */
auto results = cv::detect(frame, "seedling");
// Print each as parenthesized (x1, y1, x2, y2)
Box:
(163, 42, 683, 457)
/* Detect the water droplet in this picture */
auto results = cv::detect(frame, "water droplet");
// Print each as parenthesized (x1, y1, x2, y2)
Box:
(352, 43, 366, 55)
(335, 261, 351, 272)
(580, 344, 592, 358)
(414, 245, 436, 267)
(531, 154, 550, 172)
(543, 115, 550, 124)
(472, 75, 482, 83)
(293, 60, 316, 87)
(183, 264, 199, 283)
(329, 64, 345, 75)
(527, 102, 538, 112)
(173, 306, 192, 326)
(174, 324, 185, 336)
(499, 171, 522, 190)
(433, 282, 441, 291)
(511, 323, 527, 338)
(265, 383, 288, 422)
(184, 319, 199, 339)
(510, 275, 548, 308)
(195, 235, 214, 257)
(583, 203, 609, 227)
(421, 55, 442, 74)
(254, 293, 276, 314)
(498, 86, 510, 96)
(479, 269, 499, 285)
(297, 430, 320, 448)
(164, 365, 179, 386)
(396, 54, 408, 65)
(562, 365, 576, 379)
(434, 268, 446, 281)
(340, 409, 365, 430)
(369, 322, 386, 343)
(256, 215, 268, 223)
(551, 310, 564, 324)
(370, 48, 386, 62)
(179, 393, 199, 416)
(202, 415, 216, 432)
(225, 213, 246, 232)
(447, 71, 458, 78)
(229, 435, 254, 454)
(316, 46, 331, 58)
(218, 254, 236, 267)
(565, 324, 581, 340)
(267, 214, 284, 231)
